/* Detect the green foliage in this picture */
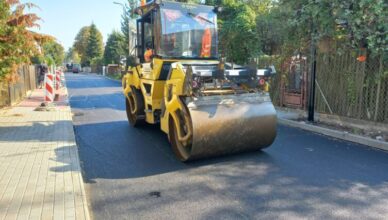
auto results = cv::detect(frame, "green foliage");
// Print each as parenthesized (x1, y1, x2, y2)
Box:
(42, 40, 64, 66)
(73, 26, 90, 66)
(255, 7, 284, 55)
(65, 47, 81, 64)
(120, 0, 144, 69)
(91, 57, 104, 66)
(30, 55, 45, 65)
(204, 0, 388, 63)
(0, 0, 41, 82)
(104, 31, 126, 65)
(344, 69, 357, 106)
(85, 23, 104, 66)
(71, 23, 104, 66)
(45, 55, 55, 66)
(121, 9, 131, 57)
(216, 0, 270, 64)
(335, 0, 388, 54)
(31, 39, 65, 66)
(120, 0, 140, 55)
(116, 0, 386, 65)
(279, 0, 387, 55)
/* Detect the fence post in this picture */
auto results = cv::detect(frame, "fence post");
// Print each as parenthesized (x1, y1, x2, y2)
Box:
(7, 82, 11, 106)
(374, 54, 383, 121)
(308, 20, 317, 122)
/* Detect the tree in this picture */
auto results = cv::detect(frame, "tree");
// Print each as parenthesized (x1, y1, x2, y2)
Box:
(278, 0, 388, 55)
(216, 0, 261, 64)
(72, 51, 81, 64)
(65, 47, 81, 64)
(90, 57, 104, 71)
(255, 4, 287, 56)
(42, 40, 65, 66)
(104, 31, 126, 65)
(121, 8, 130, 58)
(122, 0, 139, 41)
(333, 0, 387, 55)
(73, 26, 90, 65)
(121, 0, 140, 68)
(85, 23, 103, 66)
(0, 0, 41, 82)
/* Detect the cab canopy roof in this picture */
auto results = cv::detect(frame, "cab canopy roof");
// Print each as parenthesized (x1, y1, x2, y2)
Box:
(134, 0, 216, 17)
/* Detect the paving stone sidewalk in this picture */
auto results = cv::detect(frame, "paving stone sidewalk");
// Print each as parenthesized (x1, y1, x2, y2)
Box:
(0, 86, 90, 220)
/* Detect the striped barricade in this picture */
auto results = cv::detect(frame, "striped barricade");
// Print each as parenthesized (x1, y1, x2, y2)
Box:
(55, 70, 62, 90)
(44, 74, 54, 102)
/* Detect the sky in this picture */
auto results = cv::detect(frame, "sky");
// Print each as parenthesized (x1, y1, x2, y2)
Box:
(26, 0, 125, 51)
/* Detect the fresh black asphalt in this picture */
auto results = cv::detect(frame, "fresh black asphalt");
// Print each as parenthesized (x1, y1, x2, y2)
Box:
(66, 73, 388, 220)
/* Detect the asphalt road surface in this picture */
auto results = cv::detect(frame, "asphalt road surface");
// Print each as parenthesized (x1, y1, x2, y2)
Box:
(66, 73, 388, 220)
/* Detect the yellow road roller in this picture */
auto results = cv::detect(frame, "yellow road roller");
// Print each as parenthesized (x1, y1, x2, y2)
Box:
(122, 0, 277, 161)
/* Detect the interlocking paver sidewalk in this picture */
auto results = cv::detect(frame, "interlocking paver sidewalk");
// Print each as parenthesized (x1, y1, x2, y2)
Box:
(0, 83, 90, 219)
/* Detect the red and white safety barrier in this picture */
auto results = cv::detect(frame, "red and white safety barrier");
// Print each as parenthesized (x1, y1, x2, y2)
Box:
(44, 74, 54, 102)
(55, 70, 61, 90)
(60, 70, 64, 80)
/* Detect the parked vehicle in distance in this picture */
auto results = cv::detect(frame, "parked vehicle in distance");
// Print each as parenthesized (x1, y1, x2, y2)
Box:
(66, 64, 73, 72)
(72, 64, 81, 73)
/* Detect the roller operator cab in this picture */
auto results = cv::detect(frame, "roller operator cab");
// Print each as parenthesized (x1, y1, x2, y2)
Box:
(122, 0, 277, 161)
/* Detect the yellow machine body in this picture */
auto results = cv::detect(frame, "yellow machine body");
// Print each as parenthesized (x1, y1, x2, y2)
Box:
(122, 1, 277, 161)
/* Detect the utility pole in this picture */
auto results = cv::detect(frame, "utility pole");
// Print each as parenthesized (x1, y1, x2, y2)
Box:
(308, 16, 317, 122)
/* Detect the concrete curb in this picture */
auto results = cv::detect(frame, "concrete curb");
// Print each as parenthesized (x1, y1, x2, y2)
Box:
(278, 118, 388, 152)
(62, 77, 92, 220)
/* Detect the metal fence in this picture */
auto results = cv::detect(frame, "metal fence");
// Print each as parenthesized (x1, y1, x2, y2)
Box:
(0, 65, 38, 107)
(315, 53, 387, 123)
(261, 51, 387, 123)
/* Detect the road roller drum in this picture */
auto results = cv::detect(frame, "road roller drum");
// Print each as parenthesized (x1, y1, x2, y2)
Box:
(122, 0, 278, 161)
(169, 93, 277, 161)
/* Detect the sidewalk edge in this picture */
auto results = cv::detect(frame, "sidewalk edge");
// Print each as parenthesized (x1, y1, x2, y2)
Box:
(63, 82, 92, 220)
(278, 118, 388, 152)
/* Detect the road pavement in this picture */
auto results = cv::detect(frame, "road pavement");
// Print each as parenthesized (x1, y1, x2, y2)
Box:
(66, 73, 388, 220)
